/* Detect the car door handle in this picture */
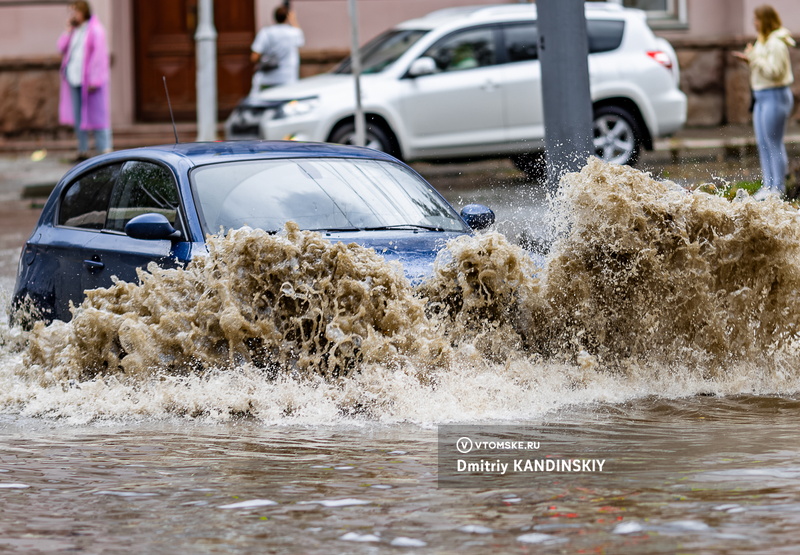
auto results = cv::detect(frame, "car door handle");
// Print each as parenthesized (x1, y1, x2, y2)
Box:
(481, 80, 499, 92)
(83, 259, 105, 272)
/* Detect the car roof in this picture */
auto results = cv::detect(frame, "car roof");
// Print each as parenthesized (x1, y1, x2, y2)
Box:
(110, 140, 401, 167)
(396, 3, 636, 31)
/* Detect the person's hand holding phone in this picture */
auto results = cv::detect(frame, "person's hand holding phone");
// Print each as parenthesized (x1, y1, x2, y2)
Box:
(287, 5, 300, 28)
(66, 5, 83, 30)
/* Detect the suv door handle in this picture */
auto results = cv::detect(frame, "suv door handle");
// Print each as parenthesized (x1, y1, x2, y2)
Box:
(84, 259, 105, 272)
(481, 80, 499, 92)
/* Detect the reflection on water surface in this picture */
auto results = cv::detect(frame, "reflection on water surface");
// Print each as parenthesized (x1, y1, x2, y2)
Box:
(2, 397, 800, 553)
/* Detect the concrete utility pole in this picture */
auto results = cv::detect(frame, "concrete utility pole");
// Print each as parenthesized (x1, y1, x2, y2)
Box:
(537, 0, 593, 189)
(195, 0, 218, 142)
(348, 0, 366, 147)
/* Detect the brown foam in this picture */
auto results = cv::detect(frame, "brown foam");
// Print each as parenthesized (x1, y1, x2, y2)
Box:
(18, 159, 800, 409)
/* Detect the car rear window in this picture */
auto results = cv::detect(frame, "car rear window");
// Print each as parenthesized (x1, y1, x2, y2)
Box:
(58, 164, 119, 229)
(500, 18, 624, 63)
(587, 19, 625, 53)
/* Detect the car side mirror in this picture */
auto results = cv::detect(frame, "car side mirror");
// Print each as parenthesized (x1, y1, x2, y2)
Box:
(125, 213, 183, 241)
(407, 56, 437, 77)
(460, 204, 495, 231)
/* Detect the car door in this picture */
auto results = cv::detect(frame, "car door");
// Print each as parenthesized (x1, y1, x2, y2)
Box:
(51, 162, 121, 319)
(80, 160, 187, 296)
(397, 26, 505, 158)
(498, 22, 544, 148)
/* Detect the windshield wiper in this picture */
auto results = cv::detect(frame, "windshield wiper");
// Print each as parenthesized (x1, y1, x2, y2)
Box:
(360, 224, 446, 232)
(307, 224, 448, 233)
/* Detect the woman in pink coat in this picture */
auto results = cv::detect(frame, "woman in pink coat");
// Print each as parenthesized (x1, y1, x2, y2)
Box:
(58, 1, 112, 162)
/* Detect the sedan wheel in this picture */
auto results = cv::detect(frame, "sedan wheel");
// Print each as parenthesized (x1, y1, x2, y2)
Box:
(329, 122, 394, 156)
(592, 106, 641, 166)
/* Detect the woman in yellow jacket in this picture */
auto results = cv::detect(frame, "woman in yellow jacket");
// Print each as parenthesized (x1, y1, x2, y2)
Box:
(734, 5, 795, 199)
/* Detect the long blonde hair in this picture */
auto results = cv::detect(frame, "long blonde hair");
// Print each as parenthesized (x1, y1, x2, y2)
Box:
(755, 5, 782, 42)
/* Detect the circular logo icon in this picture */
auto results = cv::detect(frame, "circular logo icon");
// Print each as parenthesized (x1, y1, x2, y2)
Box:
(456, 437, 473, 454)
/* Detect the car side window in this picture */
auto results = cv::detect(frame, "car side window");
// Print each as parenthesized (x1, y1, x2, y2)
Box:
(106, 161, 181, 233)
(500, 20, 624, 63)
(422, 27, 496, 72)
(587, 19, 625, 54)
(502, 23, 538, 62)
(58, 164, 121, 229)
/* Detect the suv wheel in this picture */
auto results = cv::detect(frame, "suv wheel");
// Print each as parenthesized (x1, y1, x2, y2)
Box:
(329, 121, 394, 155)
(593, 105, 641, 166)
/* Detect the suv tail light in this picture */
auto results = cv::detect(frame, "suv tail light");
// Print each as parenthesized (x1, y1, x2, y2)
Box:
(647, 50, 674, 72)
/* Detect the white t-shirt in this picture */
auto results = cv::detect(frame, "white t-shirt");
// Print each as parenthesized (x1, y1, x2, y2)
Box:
(66, 22, 89, 87)
(251, 24, 305, 88)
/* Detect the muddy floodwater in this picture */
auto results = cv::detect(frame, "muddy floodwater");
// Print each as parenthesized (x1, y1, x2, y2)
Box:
(2, 158, 800, 553)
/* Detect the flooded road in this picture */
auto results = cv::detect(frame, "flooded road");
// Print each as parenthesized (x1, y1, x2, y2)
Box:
(2, 155, 800, 553)
(3, 400, 800, 553)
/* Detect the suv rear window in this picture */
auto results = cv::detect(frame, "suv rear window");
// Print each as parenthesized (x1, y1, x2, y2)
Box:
(587, 20, 625, 53)
(500, 18, 624, 64)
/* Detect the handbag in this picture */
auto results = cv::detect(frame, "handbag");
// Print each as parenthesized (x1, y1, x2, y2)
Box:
(256, 32, 280, 72)
(257, 53, 280, 72)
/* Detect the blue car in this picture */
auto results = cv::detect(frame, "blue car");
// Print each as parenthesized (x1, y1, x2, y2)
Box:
(12, 141, 494, 326)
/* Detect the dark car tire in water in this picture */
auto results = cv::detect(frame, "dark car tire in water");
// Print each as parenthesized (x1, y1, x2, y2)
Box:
(329, 121, 394, 156)
(593, 105, 642, 166)
(9, 293, 53, 331)
(510, 151, 547, 182)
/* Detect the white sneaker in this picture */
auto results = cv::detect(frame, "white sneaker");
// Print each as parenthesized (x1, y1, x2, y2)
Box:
(753, 187, 779, 201)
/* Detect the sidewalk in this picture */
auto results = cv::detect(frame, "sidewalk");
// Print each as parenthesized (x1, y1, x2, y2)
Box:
(649, 122, 800, 164)
(0, 123, 798, 201)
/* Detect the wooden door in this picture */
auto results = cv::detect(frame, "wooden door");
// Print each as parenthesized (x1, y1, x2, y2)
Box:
(134, 0, 255, 122)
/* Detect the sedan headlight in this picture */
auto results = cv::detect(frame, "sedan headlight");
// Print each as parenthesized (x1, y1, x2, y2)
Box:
(274, 97, 319, 120)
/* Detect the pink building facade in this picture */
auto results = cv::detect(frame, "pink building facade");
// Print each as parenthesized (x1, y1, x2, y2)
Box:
(0, 0, 798, 137)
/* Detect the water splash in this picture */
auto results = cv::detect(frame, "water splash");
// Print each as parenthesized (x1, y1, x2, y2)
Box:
(542, 159, 800, 368)
(5, 158, 800, 422)
(25, 223, 445, 382)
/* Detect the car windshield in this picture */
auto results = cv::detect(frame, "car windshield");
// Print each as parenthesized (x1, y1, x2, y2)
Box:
(334, 29, 428, 74)
(190, 157, 469, 235)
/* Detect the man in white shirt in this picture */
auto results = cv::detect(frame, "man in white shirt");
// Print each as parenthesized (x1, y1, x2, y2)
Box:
(250, 6, 305, 95)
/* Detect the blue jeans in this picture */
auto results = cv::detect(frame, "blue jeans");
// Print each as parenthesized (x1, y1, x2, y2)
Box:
(70, 85, 112, 154)
(753, 86, 794, 194)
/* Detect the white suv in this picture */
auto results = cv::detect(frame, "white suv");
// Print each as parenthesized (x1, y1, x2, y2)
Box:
(226, 3, 686, 174)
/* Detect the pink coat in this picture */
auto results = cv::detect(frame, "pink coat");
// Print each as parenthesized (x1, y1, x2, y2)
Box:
(58, 16, 110, 130)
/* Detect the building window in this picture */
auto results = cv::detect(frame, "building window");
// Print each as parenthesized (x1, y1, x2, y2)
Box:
(606, 0, 687, 29)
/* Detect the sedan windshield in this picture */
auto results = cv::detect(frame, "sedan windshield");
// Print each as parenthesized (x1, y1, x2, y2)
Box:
(191, 158, 469, 235)
(334, 29, 428, 74)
